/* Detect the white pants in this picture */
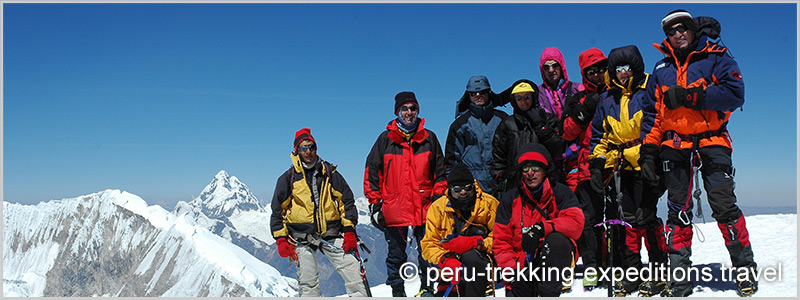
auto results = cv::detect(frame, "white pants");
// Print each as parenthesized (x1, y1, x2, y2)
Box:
(295, 236, 367, 297)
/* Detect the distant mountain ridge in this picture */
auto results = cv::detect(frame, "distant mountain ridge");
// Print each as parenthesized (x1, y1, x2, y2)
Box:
(2, 190, 297, 297)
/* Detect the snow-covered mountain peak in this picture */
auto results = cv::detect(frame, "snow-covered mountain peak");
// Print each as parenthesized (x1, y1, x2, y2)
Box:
(191, 170, 261, 218)
(3, 190, 297, 297)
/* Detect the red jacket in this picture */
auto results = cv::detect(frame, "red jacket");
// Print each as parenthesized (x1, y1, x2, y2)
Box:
(492, 178, 584, 269)
(364, 118, 447, 227)
(561, 48, 608, 189)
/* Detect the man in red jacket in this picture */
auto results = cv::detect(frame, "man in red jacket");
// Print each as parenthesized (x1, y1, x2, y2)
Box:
(561, 48, 608, 291)
(492, 142, 584, 297)
(364, 91, 448, 297)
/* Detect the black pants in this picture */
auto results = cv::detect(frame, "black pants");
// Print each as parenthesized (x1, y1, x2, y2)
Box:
(510, 232, 575, 297)
(452, 249, 492, 297)
(384, 225, 434, 290)
(575, 181, 603, 270)
(611, 170, 667, 270)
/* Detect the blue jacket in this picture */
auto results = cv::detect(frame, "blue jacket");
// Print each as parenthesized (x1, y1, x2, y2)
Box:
(445, 104, 507, 194)
(643, 34, 744, 150)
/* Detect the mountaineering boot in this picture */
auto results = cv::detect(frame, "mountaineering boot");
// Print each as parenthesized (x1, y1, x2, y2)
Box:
(639, 262, 669, 297)
(582, 273, 598, 291)
(391, 284, 406, 297)
(663, 223, 694, 297)
(716, 213, 758, 297)
(734, 266, 758, 297)
(613, 278, 642, 297)
(638, 280, 668, 297)
(414, 287, 435, 297)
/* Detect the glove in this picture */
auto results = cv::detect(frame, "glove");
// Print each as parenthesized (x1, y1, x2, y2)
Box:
(527, 109, 556, 140)
(521, 222, 545, 254)
(369, 202, 386, 231)
(585, 92, 601, 113)
(342, 231, 358, 253)
(571, 93, 601, 125)
(639, 144, 661, 184)
(276, 237, 298, 261)
(683, 86, 705, 110)
(664, 85, 705, 110)
(439, 256, 463, 285)
(589, 157, 606, 194)
(442, 235, 483, 254)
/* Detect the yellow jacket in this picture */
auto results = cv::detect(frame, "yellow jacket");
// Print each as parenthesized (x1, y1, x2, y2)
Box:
(589, 73, 654, 170)
(270, 154, 357, 239)
(421, 181, 499, 265)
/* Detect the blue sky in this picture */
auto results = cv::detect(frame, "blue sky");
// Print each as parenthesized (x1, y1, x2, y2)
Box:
(3, 3, 797, 210)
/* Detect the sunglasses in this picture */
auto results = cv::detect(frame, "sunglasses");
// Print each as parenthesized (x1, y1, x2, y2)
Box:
(585, 66, 606, 77)
(297, 144, 317, 152)
(521, 164, 544, 173)
(543, 62, 561, 71)
(515, 94, 533, 101)
(469, 90, 489, 97)
(450, 184, 475, 193)
(666, 24, 688, 36)
(399, 105, 418, 112)
(615, 65, 632, 73)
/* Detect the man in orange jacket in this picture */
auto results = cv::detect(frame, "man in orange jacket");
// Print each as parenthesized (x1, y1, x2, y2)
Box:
(641, 9, 756, 297)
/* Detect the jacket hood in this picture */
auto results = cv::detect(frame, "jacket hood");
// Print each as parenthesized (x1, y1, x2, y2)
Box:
(539, 47, 570, 87)
(498, 79, 539, 114)
(606, 45, 647, 90)
(578, 48, 608, 91)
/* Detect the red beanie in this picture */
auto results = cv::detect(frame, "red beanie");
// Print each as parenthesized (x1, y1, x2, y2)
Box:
(293, 128, 316, 152)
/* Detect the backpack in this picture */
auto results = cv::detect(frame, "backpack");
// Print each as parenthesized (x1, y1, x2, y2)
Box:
(695, 16, 722, 42)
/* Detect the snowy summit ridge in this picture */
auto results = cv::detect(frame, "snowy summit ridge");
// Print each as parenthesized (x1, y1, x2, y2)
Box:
(3, 189, 296, 297)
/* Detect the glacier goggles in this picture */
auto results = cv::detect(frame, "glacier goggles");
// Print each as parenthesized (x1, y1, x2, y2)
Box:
(450, 184, 475, 193)
(584, 66, 606, 77)
(469, 90, 490, 97)
(297, 144, 317, 152)
(521, 163, 545, 173)
(615, 64, 632, 74)
(666, 24, 688, 37)
(399, 105, 418, 112)
(543, 62, 561, 71)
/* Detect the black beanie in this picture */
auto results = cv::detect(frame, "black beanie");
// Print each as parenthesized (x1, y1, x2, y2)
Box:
(394, 91, 419, 115)
(447, 164, 474, 187)
(661, 9, 699, 35)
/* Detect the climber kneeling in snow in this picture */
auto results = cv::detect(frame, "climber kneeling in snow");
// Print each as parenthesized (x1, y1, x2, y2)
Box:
(492, 143, 584, 297)
(421, 163, 499, 297)
(270, 128, 367, 297)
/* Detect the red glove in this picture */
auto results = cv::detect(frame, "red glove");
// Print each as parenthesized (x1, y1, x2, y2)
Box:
(442, 235, 482, 254)
(439, 256, 463, 285)
(276, 237, 298, 261)
(343, 232, 358, 253)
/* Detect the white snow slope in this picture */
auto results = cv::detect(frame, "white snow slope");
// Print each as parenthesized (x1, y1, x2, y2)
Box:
(363, 213, 797, 297)
(3, 189, 297, 297)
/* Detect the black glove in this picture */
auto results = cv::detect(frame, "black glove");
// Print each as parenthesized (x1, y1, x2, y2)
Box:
(527, 109, 556, 140)
(589, 157, 606, 194)
(369, 202, 386, 231)
(683, 86, 705, 110)
(521, 222, 545, 254)
(664, 85, 705, 110)
(639, 144, 661, 184)
(572, 93, 601, 125)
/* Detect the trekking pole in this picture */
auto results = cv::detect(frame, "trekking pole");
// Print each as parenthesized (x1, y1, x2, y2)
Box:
(349, 247, 373, 297)
(604, 186, 615, 298)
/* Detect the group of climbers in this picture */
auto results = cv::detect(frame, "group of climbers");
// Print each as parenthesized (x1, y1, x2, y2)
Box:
(267, 8, 756, 298)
